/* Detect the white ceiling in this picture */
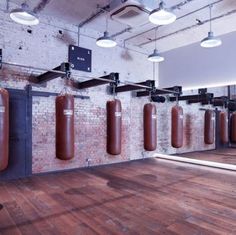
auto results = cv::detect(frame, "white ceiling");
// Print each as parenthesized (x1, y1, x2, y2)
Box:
(6, 0, 236, 52)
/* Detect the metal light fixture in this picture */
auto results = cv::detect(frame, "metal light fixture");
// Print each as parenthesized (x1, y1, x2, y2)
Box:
(201, 5, 222, 48)
(148, 49, 164, 62)
(10, 3, 39, 26)
(148, 28, 164, 63)
(149, 1, 176, 25)
(96, 31, 117, 48)
(96, 14, 117, 48)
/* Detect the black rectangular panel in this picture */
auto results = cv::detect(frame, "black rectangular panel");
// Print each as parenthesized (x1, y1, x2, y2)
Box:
(69, 45, 92, 72)
(0, 89, 32, 180)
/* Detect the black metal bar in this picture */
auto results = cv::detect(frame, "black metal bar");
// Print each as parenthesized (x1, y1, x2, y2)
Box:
(30, 65, 62, 83)
(137, 86, 182, 97)
(188, 98, 210, 104)
(170, 94, 201, 101)
(29, 63, 71, 84)
(186, 93, 214, 104)
(202, 96, 228, 106)
(78, 78, 108, 89)
(136, 90, 151, 97)
(116, 80, 154, 93)
(169, 93, 213, 102)
(77, 73, 118, 89)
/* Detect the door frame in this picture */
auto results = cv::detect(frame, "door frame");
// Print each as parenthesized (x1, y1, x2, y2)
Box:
(6, 86, 32, 177)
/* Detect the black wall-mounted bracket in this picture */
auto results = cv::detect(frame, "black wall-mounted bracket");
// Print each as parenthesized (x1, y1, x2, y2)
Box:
(115, 80, 154, 93)
(185, 93, 214, 104)
(198, 88, 208, 95)
(137, 86, 182, 97)
(109, 73, 120, 94)
(140, 81, 166, 103)
(29, 62, 71, 84)
(202, 96, 229, 107)
(70, 72, 119, 90)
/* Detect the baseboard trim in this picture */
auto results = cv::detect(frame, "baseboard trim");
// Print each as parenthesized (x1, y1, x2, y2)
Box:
(153, 153, 236, 171)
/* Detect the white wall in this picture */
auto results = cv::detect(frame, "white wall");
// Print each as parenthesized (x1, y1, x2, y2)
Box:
(159, 31, 236, 90)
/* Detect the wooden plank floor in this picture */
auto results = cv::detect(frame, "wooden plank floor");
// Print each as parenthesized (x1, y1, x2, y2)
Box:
(0, 158, 236, 235)
(179, 148, 236, 165)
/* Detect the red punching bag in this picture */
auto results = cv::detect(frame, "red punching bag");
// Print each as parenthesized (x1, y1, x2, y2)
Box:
(230, 112, 236, 143)
(0, 88, 9, 171)
(171, 105, 183, 148)
(56, 94, 74, 160)
(219, 111, 228, 144)
(204, 110, 215, 144)
(107, 99, 122, 155)
(144, 103, 157, 151)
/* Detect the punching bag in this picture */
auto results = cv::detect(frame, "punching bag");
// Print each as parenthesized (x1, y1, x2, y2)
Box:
(204, 110, 215, 144)
(144, 103, 157, 151)
(171, 105, 183, 148)
(56, 94, 74, 160)
(107, 99, 122, 155)
(0, 88, 9, 171)
(230, 112, 236, 143)
(219, 111, 228, 144)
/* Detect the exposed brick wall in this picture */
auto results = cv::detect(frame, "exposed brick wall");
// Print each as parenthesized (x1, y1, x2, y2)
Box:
(0, 9, 227, 174)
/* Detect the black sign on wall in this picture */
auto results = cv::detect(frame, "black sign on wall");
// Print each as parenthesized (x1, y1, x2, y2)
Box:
(68, 45, 92, 72)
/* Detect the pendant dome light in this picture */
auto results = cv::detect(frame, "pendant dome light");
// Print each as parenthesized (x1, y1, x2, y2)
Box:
(10, 3, 39, 26)
(96, 14, 117, 48)
(201, 5, 222, 48)
(148, 28, 164, 63)
(96, 31, 117, 48)
(149, 1, 176, 25)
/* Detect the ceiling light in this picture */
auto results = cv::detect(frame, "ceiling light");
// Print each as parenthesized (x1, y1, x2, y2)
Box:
(148, 49, 164, 62)
(96, 31, 117, 48)
(201, 31, 222, 48)
(96, 14, 117, 48)
(149, 1, 176, 25)
(200, 5, 222, 48)
(148, 28, 164, 63)
(10, 3, 39, 26)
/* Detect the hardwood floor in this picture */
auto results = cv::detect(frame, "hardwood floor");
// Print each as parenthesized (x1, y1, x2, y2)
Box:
(179, 148, 236, 165)
(0, 158, 236, 235)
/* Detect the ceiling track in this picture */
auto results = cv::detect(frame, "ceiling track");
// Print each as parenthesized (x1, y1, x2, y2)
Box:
(171, 0, 196, 11)
(78, 4, 110, 28)
(138, 8, 236, 47)
(111, 26, 132, 38)
(123, 0, 222, 43)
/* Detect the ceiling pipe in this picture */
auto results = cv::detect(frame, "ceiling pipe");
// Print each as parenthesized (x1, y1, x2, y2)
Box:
(170, 0, 196, 11)
(33, 0, 51, 13)
(5, 0, 9, 12)
(79, 4, 110, 28)
(123, 0, 222, 43)
(111, 26, 132, 38)
(138, 8, 236, 47)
